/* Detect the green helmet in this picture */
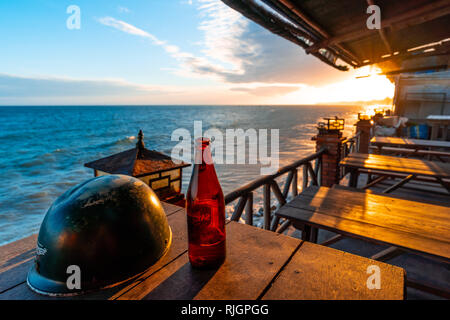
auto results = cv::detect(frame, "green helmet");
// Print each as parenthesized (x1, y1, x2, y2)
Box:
(27, 174, 172, 296)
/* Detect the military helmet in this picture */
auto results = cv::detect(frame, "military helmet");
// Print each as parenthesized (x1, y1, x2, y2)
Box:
(27, 174, 172, 296)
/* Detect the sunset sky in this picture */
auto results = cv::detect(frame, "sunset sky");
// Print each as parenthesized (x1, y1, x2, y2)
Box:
(0, 0, 395, 105)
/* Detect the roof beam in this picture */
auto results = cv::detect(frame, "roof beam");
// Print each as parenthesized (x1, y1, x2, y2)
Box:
(306, 0, 450, 54)
(367, 0, 392, 54)
(359, 40, 450, 67)
(221, 0, 349, 70)
(276, 0, 361, 65)
(278, 0, 329, 38)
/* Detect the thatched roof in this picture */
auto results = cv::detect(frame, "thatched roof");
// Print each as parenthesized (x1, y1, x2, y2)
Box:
(84, 130, 190, 177)
(222, 0, 450, 72)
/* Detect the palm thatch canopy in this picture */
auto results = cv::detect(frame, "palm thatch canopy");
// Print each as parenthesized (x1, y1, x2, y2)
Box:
(221, 0, 450, 72)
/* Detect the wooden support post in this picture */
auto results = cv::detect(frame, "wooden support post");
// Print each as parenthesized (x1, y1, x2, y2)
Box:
(310, 227, 318, 243)
(270, 181, 286, 231)
(231, 194, 248, 221)
(270, 216, 281, 232)
(349, 168, 359, 188)
(436, 177, 450, 193)
(245, 192, 253, 225)
(302, 164, 309, 191)
(362, 175, 388, 189)
(263, 184, 271, 230)
(276, 219, 292, 234)
(282, 170, 294, 198)
(320, 234, 344, 246)
(271, 181, 286, 205)
(371, 246, 403, 262)
(292, 169, 298, 197)
(406, 279, 450, 299)
(307, 162, 318, 186)
(301, 225, 312, 241)
(382, 174, 415, 193)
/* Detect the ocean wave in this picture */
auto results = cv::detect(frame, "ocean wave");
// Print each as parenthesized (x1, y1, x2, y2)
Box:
(0, 105, 361, 246)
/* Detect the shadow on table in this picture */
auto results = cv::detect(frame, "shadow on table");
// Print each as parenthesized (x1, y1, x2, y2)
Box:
(143, 262, 219, 300)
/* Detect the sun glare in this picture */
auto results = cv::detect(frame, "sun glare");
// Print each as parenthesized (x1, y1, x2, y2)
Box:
(278, 66, 395, 105)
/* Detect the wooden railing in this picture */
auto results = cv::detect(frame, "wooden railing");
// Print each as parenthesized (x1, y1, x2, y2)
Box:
(224, 147, 327, 232)
(340, 131, 361, 179)
(342, 131, 361, 157)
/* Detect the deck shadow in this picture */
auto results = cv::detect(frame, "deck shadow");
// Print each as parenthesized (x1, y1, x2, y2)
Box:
(142, 262, 219, 300)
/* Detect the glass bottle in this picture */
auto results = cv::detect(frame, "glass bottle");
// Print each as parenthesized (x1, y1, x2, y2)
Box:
(186, 137, 226, 268)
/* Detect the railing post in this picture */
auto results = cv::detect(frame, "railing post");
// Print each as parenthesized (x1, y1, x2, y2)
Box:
(355, 119, 372, 154)
(263, 184, 271, 230)
(245, 192, 253, 225)
(292, 169, 298, 196)
(314, 133, 346, 187)
(302, 164, 309, 191)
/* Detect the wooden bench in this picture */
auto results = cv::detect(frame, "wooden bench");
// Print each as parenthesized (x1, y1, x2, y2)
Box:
(370, 136, 450, 151)
(0, 202, 405, 300)
(275, 186, 450, 298)
(369, 145, 450, 162)
(340, 153, 450, 193)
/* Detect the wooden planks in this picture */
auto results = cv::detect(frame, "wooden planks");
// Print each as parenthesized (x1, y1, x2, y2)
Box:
(276, 186, 450, 262)
(0, 234, 37, 293)
(0, 201, 405, 300)
(340, 153, 450, 178)
(262, 242, 405, 300)
(117, 222, 301, 300)
(370, 137, 450, 150)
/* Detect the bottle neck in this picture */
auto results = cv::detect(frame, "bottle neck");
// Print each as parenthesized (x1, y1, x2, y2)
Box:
(194, 141, 214, 165)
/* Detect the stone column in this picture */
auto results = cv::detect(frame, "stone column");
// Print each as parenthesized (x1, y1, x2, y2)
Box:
(315, 132, 345, 187)
(355, 119, 372, 154)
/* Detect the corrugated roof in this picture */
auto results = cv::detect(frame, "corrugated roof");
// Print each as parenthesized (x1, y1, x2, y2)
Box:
(222, 0, 450, 71)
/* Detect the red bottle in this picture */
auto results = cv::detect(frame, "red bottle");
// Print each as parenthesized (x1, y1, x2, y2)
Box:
(186, 137, 226, 268)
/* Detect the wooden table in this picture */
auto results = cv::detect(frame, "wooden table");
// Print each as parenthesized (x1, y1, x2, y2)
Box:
(0, 202, 405, 300)
(275, 186, 450, 297)
(340, 153, 450, 193)
(371, 137, 450, 151)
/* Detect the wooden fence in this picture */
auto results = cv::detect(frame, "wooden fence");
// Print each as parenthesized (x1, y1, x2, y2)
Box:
(224, 147, 327, 232)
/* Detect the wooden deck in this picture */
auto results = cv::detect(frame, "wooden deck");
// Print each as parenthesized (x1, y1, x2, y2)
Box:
(0, 202, 405, 300)
(340, 153, 450, 193)
(370, 137, 450, 150)
(276, 186, 450, 263)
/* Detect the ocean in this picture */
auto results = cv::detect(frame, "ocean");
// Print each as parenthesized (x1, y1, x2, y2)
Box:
(0, 105, 364, 245)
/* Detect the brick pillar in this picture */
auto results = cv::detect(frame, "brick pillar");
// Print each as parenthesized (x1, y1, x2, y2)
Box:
(315, 132, 345, 187)
(355, 119, 372, 154)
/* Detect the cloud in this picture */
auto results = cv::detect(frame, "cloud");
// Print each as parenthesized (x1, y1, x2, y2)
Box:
(98, 1, 354, 91)
(230, 86, 301, 96)
(0, 73, 173, 100)
(95, 4, 393, 103)
(0, 73, 272, 105)
(197, 1, 358, 86)
(98, 17, 164, 45)
(98, 16, 235, 81)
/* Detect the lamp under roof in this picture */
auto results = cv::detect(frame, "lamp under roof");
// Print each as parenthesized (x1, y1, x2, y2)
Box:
(84, 130, 190, 206)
